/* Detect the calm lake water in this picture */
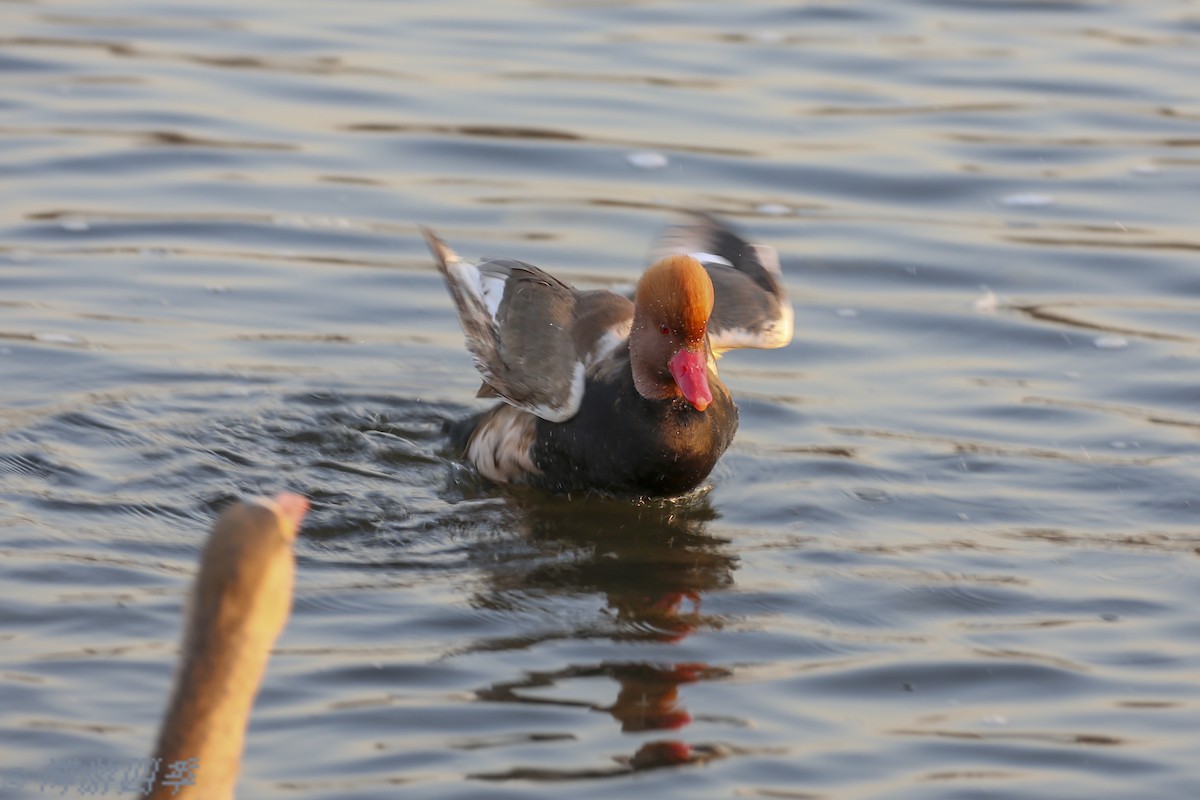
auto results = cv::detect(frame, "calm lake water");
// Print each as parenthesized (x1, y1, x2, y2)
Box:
(2, 1, 1199, 798)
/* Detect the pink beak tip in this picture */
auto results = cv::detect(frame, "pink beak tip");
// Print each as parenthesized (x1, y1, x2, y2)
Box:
(668, 348, 713, 413)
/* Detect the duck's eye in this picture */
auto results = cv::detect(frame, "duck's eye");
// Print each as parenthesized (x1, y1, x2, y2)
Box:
(659, 323, 671, 335)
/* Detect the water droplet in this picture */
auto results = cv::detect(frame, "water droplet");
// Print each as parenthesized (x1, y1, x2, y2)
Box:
(626, 151, 669, 170)
(1002, 192, 1055, 207)
(1093, 335, 1128, 350)
(34, 332, 86, 346)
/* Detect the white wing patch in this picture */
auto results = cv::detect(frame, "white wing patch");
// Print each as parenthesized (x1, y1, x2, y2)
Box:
(764, 298, 794, 348)
(585, 319, 632, 368)
(527, 361, 585, 423)
(711, 306, 793, 354)
(446, 260, 507, 325)
(688, 251, 734, 268)
(479, 271, 507, 321)
(445, 260, 480, 302)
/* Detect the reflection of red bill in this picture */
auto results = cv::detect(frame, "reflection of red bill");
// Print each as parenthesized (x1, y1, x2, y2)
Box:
(669, 348, 712, 412)
(657, 708, 692, 730)
(630, 740, 694, 769)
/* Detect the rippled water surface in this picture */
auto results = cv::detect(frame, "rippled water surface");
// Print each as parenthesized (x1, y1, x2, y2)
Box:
(2, 1, 1200, 797)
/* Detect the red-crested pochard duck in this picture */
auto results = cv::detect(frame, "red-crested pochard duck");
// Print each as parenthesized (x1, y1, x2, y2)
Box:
(424, 213, 793, 496)
(148, 493, 308, 800)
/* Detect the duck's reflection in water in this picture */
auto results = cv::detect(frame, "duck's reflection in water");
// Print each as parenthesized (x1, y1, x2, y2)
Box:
(469, 489, 737, 778)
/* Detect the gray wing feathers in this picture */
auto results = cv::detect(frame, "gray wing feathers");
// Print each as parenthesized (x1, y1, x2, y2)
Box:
(572, 290, 634, 367)
(652, 213, 793, 353)
(423, 228, 586, 423)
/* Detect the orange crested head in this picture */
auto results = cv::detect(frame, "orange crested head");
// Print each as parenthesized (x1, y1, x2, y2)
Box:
(634, 254, 715, 345)
(630, 255, 716, 411)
